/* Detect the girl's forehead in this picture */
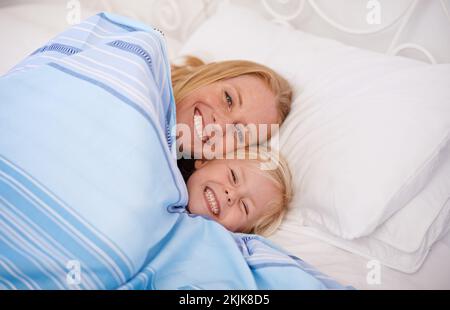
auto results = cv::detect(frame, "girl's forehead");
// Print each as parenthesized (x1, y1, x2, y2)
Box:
(220, 158, 260, 169)
(229, 159, 276, 183)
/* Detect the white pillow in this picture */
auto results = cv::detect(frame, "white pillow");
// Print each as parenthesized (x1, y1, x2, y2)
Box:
(282, 147, 450, 272)
(178, 3, 450, 271)
(370, 144, 450, 254)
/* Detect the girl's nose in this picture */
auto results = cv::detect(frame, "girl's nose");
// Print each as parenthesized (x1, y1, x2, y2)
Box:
(225, 189, 236, 206)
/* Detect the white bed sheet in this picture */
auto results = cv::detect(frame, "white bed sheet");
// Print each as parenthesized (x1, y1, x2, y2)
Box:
(0, 2, 87, 75)
(0, 2, 183, 75)
(269, 227, 450, 289)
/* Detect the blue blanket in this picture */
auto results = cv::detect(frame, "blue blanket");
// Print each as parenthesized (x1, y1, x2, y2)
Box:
(0, 13, 348, 290)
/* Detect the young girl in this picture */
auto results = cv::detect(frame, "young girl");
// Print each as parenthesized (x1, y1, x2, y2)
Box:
(185, 148, 292, 236)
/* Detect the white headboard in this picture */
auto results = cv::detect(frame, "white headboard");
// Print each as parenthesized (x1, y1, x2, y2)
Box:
(1, 0, 449, 67)
(90, 0, 450, 64)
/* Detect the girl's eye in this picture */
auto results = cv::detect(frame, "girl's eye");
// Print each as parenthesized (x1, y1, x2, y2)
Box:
(241, 201, 249, 215)
(230, 168, 237, 184)
(225, 91, 233, 109)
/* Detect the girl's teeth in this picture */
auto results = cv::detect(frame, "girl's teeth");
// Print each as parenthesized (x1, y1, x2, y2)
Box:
(205, 188, 219, 215)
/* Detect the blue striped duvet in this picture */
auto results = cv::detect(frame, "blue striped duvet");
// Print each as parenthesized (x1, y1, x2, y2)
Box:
(0, 13, 348, 290)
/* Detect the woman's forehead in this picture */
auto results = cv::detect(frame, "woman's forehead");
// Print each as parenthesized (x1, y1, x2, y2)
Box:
(231, 77, 278, 124)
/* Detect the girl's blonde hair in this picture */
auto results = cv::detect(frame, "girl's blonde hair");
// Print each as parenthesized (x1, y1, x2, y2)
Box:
(232, 147, 293, 237)
(171, 56, 292, 124)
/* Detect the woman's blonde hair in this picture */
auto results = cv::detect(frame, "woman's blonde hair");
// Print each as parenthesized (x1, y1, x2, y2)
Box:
(231, 147, 293, 237)
(171, 56, 292, 124)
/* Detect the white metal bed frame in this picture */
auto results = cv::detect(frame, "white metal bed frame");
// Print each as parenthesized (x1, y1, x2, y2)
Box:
(96, 0, 450, 64)
(259, 0, 450, 63)
(2, 0, 449, 64)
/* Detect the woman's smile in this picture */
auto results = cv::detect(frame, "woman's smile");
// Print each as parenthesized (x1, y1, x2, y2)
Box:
(193, 107, 206, 142)
(176, 75, 279, 158)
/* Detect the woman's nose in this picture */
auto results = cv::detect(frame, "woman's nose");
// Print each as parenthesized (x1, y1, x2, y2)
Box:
(212, 113, 233, 136)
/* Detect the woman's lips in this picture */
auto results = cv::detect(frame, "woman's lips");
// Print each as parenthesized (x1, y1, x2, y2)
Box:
(203, 186, 220, 216)
(193, 107, 213, 144)
(193, 108, 204, 142)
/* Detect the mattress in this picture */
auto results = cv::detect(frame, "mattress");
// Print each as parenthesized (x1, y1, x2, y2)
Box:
(269, 227, 450, 289)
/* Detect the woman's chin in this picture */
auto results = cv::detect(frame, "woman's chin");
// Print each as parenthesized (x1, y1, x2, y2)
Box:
(177, 140, 236, 161)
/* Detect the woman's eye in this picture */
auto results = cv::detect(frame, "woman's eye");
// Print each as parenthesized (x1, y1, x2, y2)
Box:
(225, 91, 233, 109)
(230, 169, 237, 184)
(234, 125, 244, 143)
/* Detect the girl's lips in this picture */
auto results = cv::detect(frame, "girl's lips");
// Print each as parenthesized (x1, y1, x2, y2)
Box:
(203, 186, 221, 216)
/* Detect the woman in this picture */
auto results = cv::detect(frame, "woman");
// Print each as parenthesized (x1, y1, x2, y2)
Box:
(172, 56, 293, 181)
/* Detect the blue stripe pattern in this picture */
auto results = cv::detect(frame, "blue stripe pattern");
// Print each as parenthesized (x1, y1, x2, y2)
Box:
(107, 40, 153, 74)
(234, 234, 353, 289)
(30, 43, 81, 57)
(0, 156, 134, 289)
(48, 62, 154, 126)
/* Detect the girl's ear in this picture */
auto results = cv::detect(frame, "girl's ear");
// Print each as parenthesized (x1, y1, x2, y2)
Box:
(194, 159, 208, 170)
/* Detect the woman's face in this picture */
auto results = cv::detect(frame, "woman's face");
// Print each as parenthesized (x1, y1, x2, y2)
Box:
(186, 159, 281, 233)
(176, 75, 279, 158)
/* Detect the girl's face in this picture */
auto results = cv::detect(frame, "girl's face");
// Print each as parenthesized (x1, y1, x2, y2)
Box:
(176, 75, 279, 158)
(186, 159, 281, 233)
